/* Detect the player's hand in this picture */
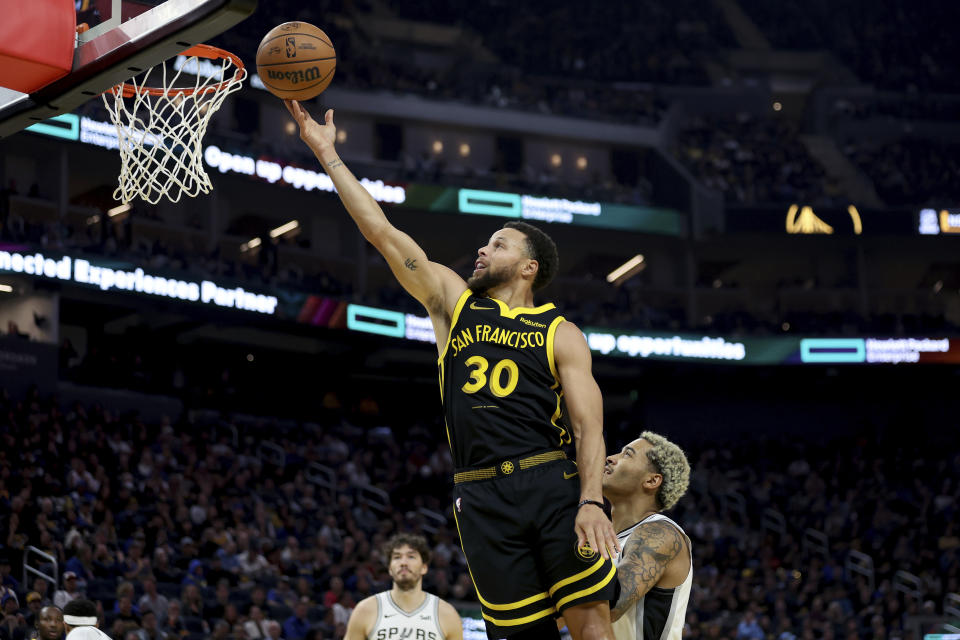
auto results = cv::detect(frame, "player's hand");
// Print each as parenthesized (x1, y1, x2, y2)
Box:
(575, 503, 619, 560)
(284, 100, 336, 152)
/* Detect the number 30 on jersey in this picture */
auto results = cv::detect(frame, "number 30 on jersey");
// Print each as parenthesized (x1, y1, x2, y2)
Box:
(461, 356, 519, 397)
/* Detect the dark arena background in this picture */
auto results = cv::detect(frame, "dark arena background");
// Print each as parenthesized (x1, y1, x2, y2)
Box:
(2, 1, 960, 639)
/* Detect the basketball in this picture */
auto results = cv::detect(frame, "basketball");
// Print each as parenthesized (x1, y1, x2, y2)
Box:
(256, 22, 336, 101)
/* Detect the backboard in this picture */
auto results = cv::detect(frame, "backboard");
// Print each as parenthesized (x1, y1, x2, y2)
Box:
(0, 0, 256, 139)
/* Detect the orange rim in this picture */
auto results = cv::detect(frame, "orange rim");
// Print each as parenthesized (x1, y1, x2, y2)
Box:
(114, 44, 246, 98)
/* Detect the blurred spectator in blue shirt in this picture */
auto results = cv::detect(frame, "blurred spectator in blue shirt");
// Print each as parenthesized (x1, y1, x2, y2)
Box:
(736, 611, 765, 639)
(282, 599, 310, 640)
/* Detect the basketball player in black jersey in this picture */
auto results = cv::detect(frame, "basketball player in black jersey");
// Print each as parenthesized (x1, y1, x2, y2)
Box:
(287, 101, 619, 640)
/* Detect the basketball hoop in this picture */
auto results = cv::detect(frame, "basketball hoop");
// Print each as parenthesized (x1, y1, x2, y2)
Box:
(101, 44, 246, 204)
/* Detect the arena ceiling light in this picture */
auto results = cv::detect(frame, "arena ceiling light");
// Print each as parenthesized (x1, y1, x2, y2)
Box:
(606, 254, 645, 285)
(269, 220, 299, 238)
(240, 237, 261, 252)
(0, 284, 13, 293)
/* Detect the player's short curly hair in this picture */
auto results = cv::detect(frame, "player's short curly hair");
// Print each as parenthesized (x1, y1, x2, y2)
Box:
(640, 431, 691, 511)
(383, 533, 431, 565)
(503, 221, 559, 291)
(63, 598, 97, 620)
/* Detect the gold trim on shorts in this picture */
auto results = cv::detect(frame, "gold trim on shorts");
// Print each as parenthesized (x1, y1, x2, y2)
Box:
(454, 450, 566, 485)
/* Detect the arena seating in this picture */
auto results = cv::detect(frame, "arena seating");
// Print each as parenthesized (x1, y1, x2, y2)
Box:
(0, 381, 957, 638)
(841, 139, 960, 207)
(738, 0, 960, 93)
(674, 113, 828, 206)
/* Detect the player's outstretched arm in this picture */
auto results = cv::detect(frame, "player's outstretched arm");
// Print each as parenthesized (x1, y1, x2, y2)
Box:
(554, 321, 619, 560)
(610, 521, 685, 622)
(285, 101, 466, 317)
(438, 599, 464, 640)
(343, 595, 377, 640)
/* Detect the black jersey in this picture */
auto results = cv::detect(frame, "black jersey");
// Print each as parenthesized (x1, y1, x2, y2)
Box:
(438, 289, 571, 469)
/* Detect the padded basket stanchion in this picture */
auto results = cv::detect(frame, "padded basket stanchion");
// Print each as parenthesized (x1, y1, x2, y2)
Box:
(102, 44, 246, 204)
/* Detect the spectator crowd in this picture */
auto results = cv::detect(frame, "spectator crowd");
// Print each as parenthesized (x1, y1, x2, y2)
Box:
(842, 139, 960, 207)
(73, 0, 960, 214)
(675, 113, 829, 206)
(738, 0, 960, 93)
(0, 377, 957, 639)
(209, 0, 713, 125)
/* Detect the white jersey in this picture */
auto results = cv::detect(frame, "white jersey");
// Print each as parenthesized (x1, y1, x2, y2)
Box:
(368, 591, 445, 640)
(66, 627, 113, 640)
(612, 513, 692, 640)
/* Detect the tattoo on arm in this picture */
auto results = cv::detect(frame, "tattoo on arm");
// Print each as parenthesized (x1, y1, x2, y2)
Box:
(326, 159, 343, 170)
(611, 521, 684, 621)
(404, 258, 418, 271)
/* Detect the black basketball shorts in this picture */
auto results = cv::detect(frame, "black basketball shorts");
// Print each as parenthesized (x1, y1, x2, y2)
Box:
(452, 457, 617, 638)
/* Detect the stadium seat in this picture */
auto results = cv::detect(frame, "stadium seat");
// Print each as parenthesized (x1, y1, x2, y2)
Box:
(269, 604, 293, 621)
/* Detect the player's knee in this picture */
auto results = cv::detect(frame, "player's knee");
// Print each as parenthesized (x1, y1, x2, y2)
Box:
(563, 605, 613, 640)
(576, 621, 613, 640)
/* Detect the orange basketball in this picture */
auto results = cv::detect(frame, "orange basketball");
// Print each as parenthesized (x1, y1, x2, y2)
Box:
(256, 22, 336, 101)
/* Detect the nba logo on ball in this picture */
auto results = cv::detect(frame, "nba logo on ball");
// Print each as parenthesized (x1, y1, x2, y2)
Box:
(256, 22, 337, 101)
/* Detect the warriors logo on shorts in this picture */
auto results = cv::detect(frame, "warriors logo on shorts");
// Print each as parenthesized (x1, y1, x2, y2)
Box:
(501, 461, 515, 474)
(575, 541, 598, 562)
(453, 458, 618, 636)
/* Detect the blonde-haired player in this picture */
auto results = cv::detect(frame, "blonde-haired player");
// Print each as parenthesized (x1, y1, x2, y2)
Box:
(602, 431, 692, 640)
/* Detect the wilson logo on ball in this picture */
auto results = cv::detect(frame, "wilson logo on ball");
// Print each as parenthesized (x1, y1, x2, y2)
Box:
(265, 67, 323, 84)
(257, 21, 337, 100)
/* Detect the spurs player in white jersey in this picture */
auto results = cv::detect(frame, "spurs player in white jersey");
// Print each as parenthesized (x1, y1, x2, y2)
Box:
(346, 533, 463, 640)
(602, 432, 692, 640)
(62, 599, 113, 640)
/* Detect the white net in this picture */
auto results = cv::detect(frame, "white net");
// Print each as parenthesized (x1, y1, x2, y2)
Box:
(102, 48, 246, 204)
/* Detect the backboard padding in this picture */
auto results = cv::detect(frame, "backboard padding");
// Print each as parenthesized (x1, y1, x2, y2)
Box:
(0, 0, 256, 139)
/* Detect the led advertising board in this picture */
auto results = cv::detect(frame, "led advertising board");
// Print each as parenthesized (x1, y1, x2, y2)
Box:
(342, 306, 960, 366)
(0, 249, 278, 314)
(917, 208, 960, 235)
(27, 114, 684, 236)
